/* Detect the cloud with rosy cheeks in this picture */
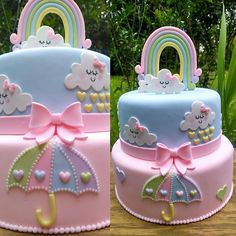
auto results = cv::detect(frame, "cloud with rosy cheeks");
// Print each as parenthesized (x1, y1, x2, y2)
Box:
(64, 52, 110, 92)
(123, 117, 157, 146)
(21, 26, 70, 49)
(0, 75, 32, 115)
(180, 101, 215, 131)
(138, 69, 185, 94)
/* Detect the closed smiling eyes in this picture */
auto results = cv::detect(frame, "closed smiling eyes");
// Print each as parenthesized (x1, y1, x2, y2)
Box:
(0, 93, 8, 98)
(86, 69, 98, 76)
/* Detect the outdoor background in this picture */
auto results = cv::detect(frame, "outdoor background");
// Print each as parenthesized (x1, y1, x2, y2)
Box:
(0, 0, 109, 54)
(1, 0, 236, 147)
(109, 0, 236, 147)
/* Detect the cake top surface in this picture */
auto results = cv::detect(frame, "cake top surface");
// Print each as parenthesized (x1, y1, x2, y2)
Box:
(135, 26, 202, 93)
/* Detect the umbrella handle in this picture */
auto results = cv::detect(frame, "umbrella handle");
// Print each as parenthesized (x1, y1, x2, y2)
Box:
(35, 193, 57, 228)
(161, 203, 174, 222)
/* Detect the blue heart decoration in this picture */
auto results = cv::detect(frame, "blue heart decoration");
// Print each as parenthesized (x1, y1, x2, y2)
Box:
(160, 189, 168, 197)
(34, 170, 46, 182)
(115, 166, 126, 183)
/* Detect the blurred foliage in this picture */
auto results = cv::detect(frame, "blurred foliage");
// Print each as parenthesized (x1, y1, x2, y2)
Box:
(0, 0, 109, 54)
(109, 0, 236, 89)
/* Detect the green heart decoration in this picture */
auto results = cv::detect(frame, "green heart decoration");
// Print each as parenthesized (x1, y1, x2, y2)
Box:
(216, 184, 227, 201)
(80, 172, 92, 184)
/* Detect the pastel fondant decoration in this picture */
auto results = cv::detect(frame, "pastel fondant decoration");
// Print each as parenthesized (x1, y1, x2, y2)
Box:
(142, 173, 201, 222)
(180, 101, 215, 131)
(188, 131, 195, 139)
(10, 0, 91, 49)
(34, 170, 46, 182)
(90, 93, 98, 103)
(24, 102, 87, 145)
(193, 139, 200, 145)
(145, 188, 154, 195)
(135, 26, 202, 90)
(152, 142, 195, 175)
(59, 171, 71, 184)
(216, 185, 227, 201)
(97, 103, 105, 113)
(80, 172, 91, 184)
(106, 93, 110, 102)
(123, 117, 157, 146)
(99, 93, 106, 102)
(64, 52, 110, 92)
(21, 26, 71, 49)
(7, 140, 99, 227)
(76, 91, 86, 102)
(105, 103, 110, 112)
(115, 166, 126, 183)
(84, 104, 93, 113)
(12, 170, 24, 182)
(0, 75, 32, 115)
(138, 69, 185, 94)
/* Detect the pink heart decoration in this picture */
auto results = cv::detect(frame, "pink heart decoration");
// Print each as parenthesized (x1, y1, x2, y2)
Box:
(13, 169, 24, 181)
(135, 65, 144, 74)
(176, 190, 184, 197)
(195, 68, 202, 77)
(59, 171, 71, 184)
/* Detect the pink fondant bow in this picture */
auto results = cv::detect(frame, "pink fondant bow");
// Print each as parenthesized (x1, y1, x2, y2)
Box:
(3, 80, 16, 94)
(47, 31, 61, 42)
(134, 123, 145, 132)
(93, 58, 106, 73)
(24, 102, 87, 144)
(200, 105, 210, 114)
(152, 142, 195, 175)
(166, 72, 177, 81)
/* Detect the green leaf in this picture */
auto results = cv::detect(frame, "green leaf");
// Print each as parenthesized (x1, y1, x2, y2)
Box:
(216, 4, 226, 99)
(225, 37, 236, 105)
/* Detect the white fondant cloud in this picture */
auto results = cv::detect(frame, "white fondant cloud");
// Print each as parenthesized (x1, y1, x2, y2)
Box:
(0, 75, 32, 115)
(138, 69, 185, 94)
(21, 26, 70, 49)
(123, 117, 157, 146)
(64, 52, 110, 92)
(180, 101, 215, 131)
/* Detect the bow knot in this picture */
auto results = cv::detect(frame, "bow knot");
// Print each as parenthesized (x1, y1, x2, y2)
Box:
(3, 80, 16, 94)
(93, 58, 106, 73)
(24, 102, 87, 144)
(134, 123, 145, 132)
(152, 142, 195, 175)
(51, 114, 61, 125)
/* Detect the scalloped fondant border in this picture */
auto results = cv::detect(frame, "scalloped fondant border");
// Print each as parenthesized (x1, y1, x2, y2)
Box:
(115, 183, 233, 225)
(0, 219, 110, 234)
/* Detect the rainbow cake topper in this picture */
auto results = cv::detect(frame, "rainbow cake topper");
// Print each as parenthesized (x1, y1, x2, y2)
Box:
(10, 0, 91, 49)
(135, 26, 202, 91)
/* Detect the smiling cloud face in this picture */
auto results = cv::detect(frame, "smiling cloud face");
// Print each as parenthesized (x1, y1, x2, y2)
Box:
(64, 52, 110, 92)
(180, 101, 215, 131)
(0, 75, 32, 115)
(138, 69, 185, 94)
(21, 26, 70, 49)
(123, 117, 157, 146)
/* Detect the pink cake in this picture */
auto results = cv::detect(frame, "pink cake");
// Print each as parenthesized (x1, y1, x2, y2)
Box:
(0, 0, 110, 234)
(112, 26, 234, 224)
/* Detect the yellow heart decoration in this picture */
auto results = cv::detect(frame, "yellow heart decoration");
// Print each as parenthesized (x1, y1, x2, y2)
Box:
(84, 104, 93, 113)
(188, 131, 195, 139)
(198, 130, 204, 138)
(202, 136, 209, 143)
(209, 134, 214, 141)
(106, 93, 110, 102)
(204, 128, 209, 135)
(193, 139, 200, 145)
(209, 126, 215, 133)
(99, 93, 106, 102)
(105, 103, 110, 112)
(97, 103, 105, 112)
(76, 91, 86, 102)
(90, 93, 98, 103)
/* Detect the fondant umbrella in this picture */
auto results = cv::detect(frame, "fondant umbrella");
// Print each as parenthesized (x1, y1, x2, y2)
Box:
(142, 173, 201, 222)
(7, 139, 98, 228)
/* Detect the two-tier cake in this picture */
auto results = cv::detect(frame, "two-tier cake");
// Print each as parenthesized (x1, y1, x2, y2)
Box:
(112, 26, 234, 224)
(0, 0, 110, 233)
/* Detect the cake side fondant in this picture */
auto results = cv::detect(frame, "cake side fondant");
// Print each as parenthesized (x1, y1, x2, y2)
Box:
(0, 48, 110, 116)
(112, 135, 233, 223)
(118, 88, 221, 148)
